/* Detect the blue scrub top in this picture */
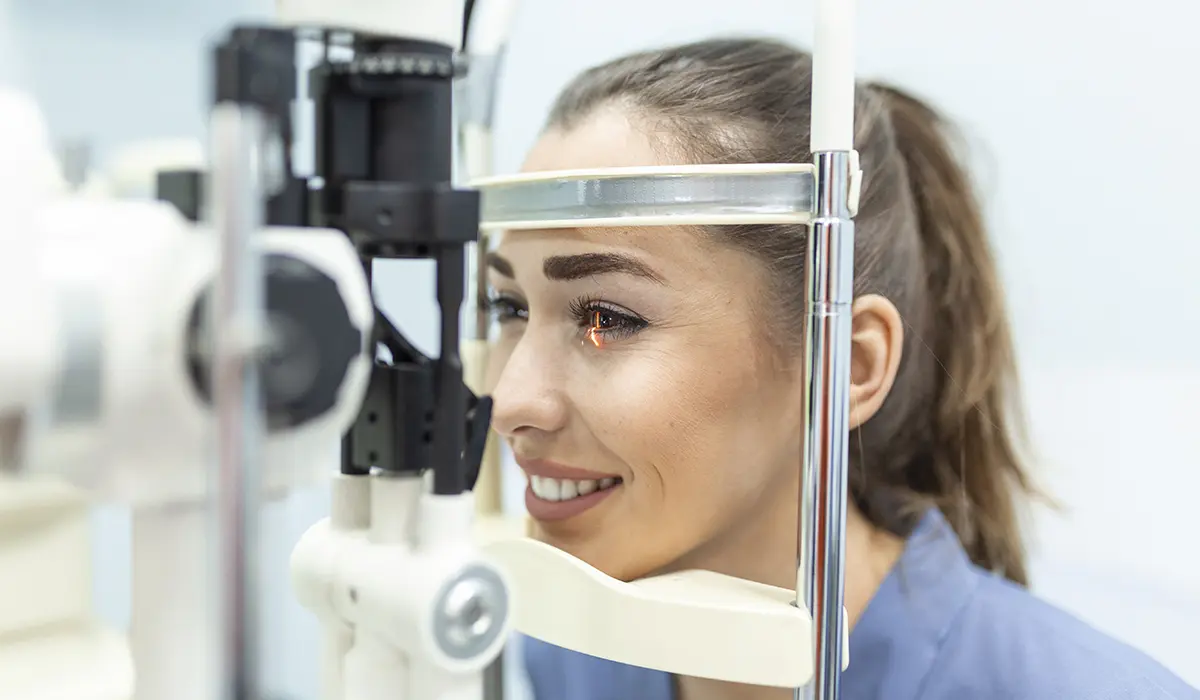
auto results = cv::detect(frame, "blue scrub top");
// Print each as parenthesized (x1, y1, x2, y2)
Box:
(521, 509, 1199, 700)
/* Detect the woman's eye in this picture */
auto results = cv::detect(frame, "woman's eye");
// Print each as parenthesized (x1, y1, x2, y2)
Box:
(485, 293, 647, 346)
(485, 294, 528, 323)
(588, 309, 622, 331)
(572, 299, 648, 346)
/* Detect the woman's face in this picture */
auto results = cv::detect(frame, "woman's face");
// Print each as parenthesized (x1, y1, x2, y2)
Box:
(485, 107, 806, 581)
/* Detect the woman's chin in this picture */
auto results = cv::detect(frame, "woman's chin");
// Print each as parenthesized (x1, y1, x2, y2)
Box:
(529, 527, 650, 582)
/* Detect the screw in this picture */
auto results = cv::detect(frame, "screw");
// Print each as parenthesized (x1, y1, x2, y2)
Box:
(443, 579, 493, 647)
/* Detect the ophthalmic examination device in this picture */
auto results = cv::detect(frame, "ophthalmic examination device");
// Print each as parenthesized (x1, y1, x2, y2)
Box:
(0, 0, 862, 699)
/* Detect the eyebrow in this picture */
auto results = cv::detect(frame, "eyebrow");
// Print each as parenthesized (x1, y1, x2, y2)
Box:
(486, 251, 665, 285)
(485, 252, 514, 278)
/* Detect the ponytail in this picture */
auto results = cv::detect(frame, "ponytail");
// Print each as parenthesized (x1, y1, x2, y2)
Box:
(870, 83, 1036, 586)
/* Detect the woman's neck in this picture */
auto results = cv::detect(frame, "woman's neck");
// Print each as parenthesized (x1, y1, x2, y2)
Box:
(669, 488, 905, 700)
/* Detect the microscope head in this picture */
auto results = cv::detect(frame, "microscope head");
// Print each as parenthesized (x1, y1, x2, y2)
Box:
(14, 204, 375, 506)
(0, 128, 373, 506)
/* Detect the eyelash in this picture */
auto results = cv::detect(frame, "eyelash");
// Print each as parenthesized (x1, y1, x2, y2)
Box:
(483, 293, 649, 345)
(569, 295, 649, 344)
(483, 293, 528, 324)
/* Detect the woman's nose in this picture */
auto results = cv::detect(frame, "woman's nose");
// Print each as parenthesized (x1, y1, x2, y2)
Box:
(489, 334, 569, 438)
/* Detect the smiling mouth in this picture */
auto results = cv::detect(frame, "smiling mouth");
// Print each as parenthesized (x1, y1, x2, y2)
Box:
(529, 474, 623, 502)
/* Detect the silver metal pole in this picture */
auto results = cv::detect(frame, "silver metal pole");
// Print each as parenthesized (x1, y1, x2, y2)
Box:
(483, 655, 505, 700)
(796, 150, 856, 700)
(209, 101, 268, 700)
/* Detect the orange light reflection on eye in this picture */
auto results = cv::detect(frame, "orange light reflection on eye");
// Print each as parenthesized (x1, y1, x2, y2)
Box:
(586, 310, 606, 348)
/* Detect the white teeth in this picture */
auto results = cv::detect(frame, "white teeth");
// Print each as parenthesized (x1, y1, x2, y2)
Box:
(530, 475, 558, 501)
(530, 475, 619, 502)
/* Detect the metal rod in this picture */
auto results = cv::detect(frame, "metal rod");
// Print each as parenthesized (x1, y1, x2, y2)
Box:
(798, 0, 857, 695)
(797, 149, 855, 700)
(131, 504, 216, 700)
(483, 653, 505, 700)
(209, 101, 268, 700)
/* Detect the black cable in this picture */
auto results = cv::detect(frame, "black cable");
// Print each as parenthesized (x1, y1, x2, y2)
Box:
(463, 0, 479, 49)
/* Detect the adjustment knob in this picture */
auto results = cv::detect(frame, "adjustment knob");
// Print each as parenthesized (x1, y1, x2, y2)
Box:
(186, 252, 365, 431)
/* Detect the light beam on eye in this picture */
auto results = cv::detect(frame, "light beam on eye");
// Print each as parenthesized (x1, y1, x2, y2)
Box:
(585, 309, 607, 348)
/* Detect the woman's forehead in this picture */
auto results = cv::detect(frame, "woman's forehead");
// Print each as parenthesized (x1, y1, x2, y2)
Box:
(521, 105, 667, 174)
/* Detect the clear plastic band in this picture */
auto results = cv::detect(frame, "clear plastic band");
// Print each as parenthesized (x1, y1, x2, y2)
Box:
(472, 164, 815, 230)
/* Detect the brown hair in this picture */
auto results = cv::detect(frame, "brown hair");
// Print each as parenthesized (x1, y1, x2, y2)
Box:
(546, 37, 1037, 585)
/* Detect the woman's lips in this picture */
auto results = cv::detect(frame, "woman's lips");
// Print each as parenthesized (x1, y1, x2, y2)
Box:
(516, 457, 624, 522)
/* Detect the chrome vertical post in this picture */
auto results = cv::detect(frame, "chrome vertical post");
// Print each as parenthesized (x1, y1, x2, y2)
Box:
(797, 152, 855, 700)
(209, 101, 268, 700)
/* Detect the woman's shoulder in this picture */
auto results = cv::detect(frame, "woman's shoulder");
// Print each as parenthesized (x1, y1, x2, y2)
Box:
(920, 573, 1198, 700)
(514, 569, 1199, 700)
(520, 634, 673, 700)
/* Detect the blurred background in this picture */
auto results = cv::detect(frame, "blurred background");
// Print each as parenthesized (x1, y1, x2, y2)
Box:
(2, 0, 1196, 698)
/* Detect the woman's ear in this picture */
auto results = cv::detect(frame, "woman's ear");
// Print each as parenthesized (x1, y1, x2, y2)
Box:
(848, 294, 904, 429)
